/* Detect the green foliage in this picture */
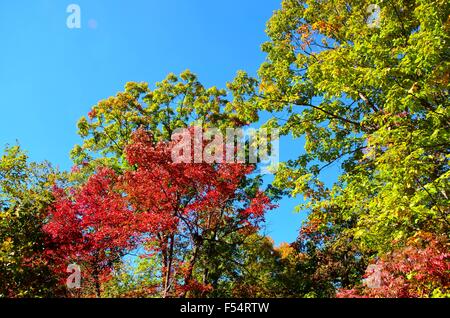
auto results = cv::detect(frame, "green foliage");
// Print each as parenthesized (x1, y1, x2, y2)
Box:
(2, 0, 449, 298)
(0, 146, 62, 297)
(102, 252, 162, 298)
(71, 70, 257, 173)
(246, 0, 450, 292)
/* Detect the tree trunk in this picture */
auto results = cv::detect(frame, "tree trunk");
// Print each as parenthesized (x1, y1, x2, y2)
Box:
(163, 234, 175, 298)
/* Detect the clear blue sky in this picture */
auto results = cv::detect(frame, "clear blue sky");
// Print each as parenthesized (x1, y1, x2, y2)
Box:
(0, 0, 337, 245)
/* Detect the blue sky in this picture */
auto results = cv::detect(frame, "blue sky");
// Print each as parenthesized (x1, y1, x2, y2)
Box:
(0, 0, 323, 245)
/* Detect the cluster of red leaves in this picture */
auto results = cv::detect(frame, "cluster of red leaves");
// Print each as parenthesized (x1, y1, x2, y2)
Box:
(337, 234, 450, 298)
(44, 168, 139, 290)
(122, 129, 272, 235)
(122, 129, 274, 294)
(44, 128, 274, 296)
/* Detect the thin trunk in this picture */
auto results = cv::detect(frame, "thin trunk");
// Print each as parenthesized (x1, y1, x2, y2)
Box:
(163, 234, 175, 298)
(202, 267, 209, 286)
(93, 268, 101, 298)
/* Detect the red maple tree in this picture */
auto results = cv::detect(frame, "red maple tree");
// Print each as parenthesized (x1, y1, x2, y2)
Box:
(44, 128, 275, 297)
(121, 128, 274, 297)
(44, 168, 139, 297)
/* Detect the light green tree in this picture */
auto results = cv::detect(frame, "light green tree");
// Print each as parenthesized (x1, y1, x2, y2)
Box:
(0, 146, 63, 297)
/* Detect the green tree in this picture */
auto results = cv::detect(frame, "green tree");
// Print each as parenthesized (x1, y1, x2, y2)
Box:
(0, 146, 62, 297)
(102, 249, 163, 298)
(71, 70, 258, 172)
(239, 0, 449, 293)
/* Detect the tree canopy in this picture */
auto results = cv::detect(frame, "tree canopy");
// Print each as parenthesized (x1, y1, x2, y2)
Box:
(0, 0, 448, 298)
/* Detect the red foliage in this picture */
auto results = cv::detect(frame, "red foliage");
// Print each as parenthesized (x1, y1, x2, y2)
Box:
(122, 128, 273, 230)
(337, 234, 450, 298)
(44, 128, 275, 296)
(121, 128, 275, 295)
(44, 168, 139, 296)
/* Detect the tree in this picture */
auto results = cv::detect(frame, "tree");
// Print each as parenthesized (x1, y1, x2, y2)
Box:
(45, 127, 274, 298)
(44, 168, 139, 297)
(4, 0, 447, 299)
(0, 146, 62, 297)
(102, 250, 162, 298)
(337, 232, 450, 298)
(120, 128, 275, 297)
(68, 69, 276, 298)
(235, 0, 450, 293)
(71, 70, 258, 172)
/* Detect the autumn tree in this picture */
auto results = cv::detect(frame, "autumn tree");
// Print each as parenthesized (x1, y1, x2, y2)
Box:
(71, 70, 258, 172)
(44, 168, 139, 297)
(45, 126, 274, 297)
(337, 232, 450, 298)
(229, 0, 450, 294)
(67, 70, 276, 297)
(120, 129, 274, 297)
